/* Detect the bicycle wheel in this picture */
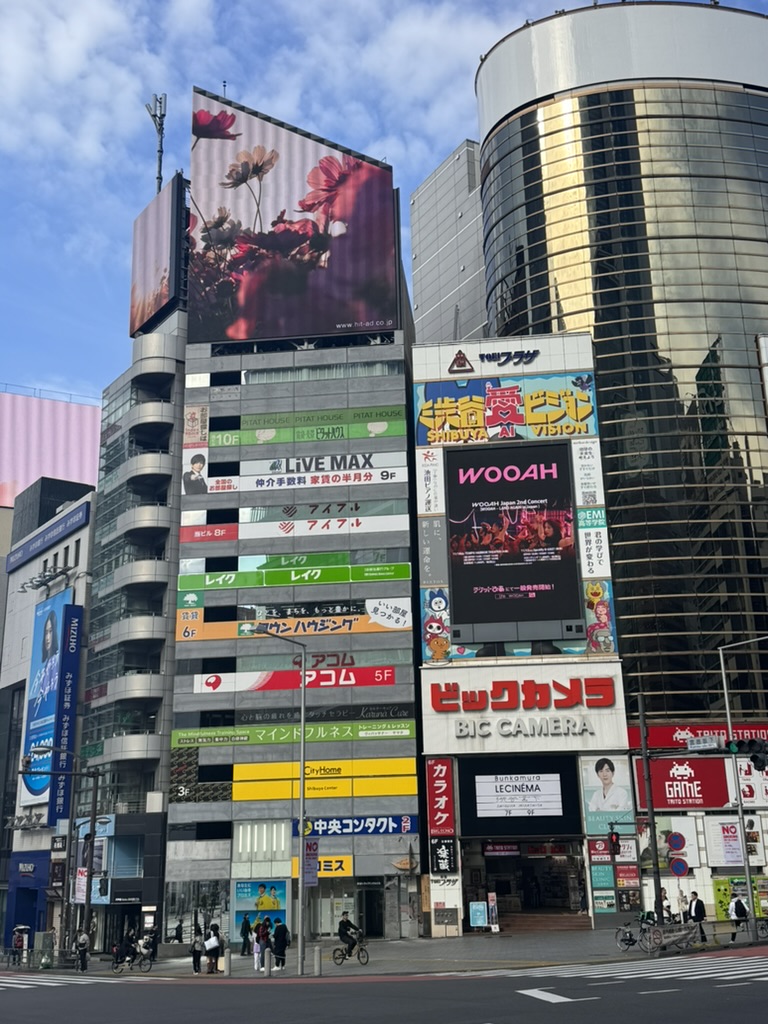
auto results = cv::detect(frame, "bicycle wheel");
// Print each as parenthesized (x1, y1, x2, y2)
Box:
(111, 960, 123, 975)
(615, 927, 633, 952)
(332, 948, 346, 966)
(758, 920, 768, 939)
(139, 955, 152, 973)
(357, 946, 369, 966)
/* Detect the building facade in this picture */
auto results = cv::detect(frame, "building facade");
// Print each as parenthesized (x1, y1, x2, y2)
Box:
(1, 492, 94, 946)
(409, 2, 768, 931)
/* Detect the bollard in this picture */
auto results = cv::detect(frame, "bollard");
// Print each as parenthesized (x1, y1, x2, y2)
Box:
(313, 945, 322, 977)
(264, 947, 272, 977)
(223, 948, 231, 977)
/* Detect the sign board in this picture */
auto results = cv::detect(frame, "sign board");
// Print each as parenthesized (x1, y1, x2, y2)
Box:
(303, 839, 319, 888)
(469, 901, 488, 928)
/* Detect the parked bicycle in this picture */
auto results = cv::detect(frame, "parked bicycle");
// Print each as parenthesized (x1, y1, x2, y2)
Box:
(111, 941, 153, 974)
(615, 913, 660, 953)
(332, 934, 369, 966)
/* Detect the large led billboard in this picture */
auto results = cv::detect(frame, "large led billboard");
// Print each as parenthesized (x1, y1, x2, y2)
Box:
(129, 172, 185, 336)
(188, 89, 399, 343)
(20, 589, 80, 816)
(444, 442, 582, 640)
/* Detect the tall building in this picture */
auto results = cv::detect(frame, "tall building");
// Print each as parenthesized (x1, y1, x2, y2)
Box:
(164, 91, 418, 946)
(411, 1, 768, 932)
(417, 2, 768, 720)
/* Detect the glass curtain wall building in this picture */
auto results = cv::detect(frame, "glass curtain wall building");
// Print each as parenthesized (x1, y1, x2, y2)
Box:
(474, 2, 768, 721)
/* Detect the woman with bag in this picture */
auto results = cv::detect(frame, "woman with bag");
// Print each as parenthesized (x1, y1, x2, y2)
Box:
(190, 924, 204, 974)
(204, 922, 221, 974)
(255, 916, 272, 972)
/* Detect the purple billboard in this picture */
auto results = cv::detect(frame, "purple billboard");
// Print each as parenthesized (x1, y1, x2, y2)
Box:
(188, 89, 399, 344)
(129, 172, 185, 336)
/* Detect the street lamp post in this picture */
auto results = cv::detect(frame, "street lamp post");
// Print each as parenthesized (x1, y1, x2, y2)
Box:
(255, 628, 308, 976)
(28, 745, 104, 944)
(717, 635, 768, 942)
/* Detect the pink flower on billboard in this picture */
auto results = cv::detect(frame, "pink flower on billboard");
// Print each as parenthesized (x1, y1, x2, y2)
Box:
(188, 98, 398, 342)
(192, 109, 242, 146)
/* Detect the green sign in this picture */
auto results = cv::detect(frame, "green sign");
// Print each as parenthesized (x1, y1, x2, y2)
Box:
(178, 562, 412, 591)
(79, 741, 105, 760)
(171, 720, 416, 748)
(177, 591, 205, 609)
(577, 507, 607, 529)
(208, 406, 406, 447)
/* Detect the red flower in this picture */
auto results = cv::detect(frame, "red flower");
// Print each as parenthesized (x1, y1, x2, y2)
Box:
(298, 155, 382, 224)
(192, 109, 242, 142)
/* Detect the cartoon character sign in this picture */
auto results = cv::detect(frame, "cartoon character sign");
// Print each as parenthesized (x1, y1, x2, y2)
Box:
(585, 580, 616, 654)
(421, 588, 451, 663)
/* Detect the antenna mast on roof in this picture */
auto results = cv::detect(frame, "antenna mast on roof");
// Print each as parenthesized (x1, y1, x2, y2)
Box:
(145, 93, 167, 195)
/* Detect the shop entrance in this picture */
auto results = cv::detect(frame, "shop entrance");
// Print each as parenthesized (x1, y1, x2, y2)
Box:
(462, 840, 587, 932)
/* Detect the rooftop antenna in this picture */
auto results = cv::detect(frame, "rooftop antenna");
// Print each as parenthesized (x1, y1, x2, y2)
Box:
(145, 93, 167, 195)
(222, 80, 227, 97)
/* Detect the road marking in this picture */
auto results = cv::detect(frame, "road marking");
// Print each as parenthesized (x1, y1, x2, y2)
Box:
(517, 988, 599, 1003)
(588, 981, 626, 986)
(638, 989, 680, 994)
(715, 983, 752, 988)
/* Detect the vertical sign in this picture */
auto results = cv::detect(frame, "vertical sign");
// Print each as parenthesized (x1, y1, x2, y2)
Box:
(303, 839, 319, 888)
(51, 604, 83, 822)
(426, 757, 455, 836)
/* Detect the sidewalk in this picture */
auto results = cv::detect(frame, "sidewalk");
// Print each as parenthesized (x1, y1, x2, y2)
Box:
(108, 927, 757, 980)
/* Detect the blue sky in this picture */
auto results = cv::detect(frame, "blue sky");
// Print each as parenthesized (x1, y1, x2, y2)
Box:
(1, 0, 763, 402)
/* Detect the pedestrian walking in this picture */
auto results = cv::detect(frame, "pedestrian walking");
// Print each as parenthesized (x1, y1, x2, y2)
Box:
(240, 912, 252, 955)
(205, 922, 221, 974)
(272, 917, 290, 972)
(190, 924, 204, 975)
(147, 924, 159, 962)
(11, 928, 23, 967)
(728, 891, 750, 944)
(688, 891, 707, 942)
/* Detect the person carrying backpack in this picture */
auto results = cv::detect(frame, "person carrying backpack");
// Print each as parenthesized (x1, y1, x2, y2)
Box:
(728, 891, 749, 944)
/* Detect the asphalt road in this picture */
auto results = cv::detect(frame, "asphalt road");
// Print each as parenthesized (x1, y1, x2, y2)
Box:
(1, 952, 766, 1024)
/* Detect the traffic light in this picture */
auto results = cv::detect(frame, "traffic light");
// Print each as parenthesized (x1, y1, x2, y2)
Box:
(609, 830, 621, 856)
(99, 876, 108, 897)
(728, 739, 768, 771)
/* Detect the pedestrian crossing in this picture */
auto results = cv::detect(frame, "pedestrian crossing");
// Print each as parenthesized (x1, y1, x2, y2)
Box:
(457, 953, 768, 986)
(0, 971, 127, 990)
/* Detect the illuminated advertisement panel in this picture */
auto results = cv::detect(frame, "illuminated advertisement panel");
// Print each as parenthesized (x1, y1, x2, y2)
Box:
(20, 589, 73, 808)
(129, 172, 184, 336)
(444, 442, 581, 630)
(188, 89, 399, 343)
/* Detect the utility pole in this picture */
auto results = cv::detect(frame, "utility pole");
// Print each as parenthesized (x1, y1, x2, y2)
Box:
(145, 94, 167, 194)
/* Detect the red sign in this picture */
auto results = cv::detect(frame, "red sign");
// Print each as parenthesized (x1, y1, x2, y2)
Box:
(430, 676, 616, 713)
(200, 666, 396, 692)
(633, 756, 729, 809)
(180, 524, 239, 543)
(628, 722, 768, 749)
(426, 758, 455, 837)
(615, 864, 640, 886)
(483, 843, 520, 857)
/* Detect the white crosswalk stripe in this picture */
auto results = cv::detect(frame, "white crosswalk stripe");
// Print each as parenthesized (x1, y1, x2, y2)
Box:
(453, 954, 768, 985)
(0, 972, 127, 990)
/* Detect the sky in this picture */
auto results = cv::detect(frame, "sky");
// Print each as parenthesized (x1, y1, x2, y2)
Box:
(1, 0, 764, 404)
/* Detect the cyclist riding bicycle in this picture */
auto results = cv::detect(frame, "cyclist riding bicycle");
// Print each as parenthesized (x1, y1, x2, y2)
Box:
(338, 911, 361, 958)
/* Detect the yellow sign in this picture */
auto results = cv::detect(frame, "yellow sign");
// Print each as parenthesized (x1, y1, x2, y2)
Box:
(291, 855, 353, 878)
(232, 757, 417, 801)
(233, 757, 416, 782)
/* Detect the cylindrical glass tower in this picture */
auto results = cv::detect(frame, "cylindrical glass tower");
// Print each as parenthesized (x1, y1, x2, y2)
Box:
(476, 3, 768, 720)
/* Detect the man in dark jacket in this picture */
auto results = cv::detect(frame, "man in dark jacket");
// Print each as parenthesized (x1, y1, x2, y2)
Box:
(688, 891, 707, 942)
(272, 917, 289, 972)
(240, 913, 252, 955)
(338, 911, 360, 957)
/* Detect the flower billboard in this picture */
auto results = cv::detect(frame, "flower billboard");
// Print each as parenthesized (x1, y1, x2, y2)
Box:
(188, 89, 400, 344)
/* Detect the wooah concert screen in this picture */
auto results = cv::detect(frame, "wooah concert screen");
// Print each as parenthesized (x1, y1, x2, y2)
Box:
(444, 442, 582, 627)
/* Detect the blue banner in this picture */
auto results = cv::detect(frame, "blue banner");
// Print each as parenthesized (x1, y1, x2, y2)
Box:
(20, 590, 73, 808)
(294, 814, 418, 837)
